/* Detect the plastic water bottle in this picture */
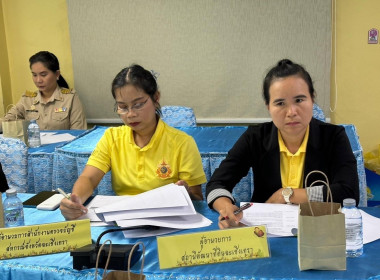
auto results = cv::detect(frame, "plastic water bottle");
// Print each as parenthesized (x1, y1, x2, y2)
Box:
(27, 119, 41, 148)
(342, 198, 363, 257)
(3, 188, 25, 227)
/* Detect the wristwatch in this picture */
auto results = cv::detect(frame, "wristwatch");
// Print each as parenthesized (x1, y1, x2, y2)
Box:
(282, 187, 294, 204)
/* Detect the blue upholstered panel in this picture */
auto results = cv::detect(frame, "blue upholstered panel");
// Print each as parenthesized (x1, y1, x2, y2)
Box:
(313, 103, 326, 122)
(209, 154, 254, 204)
(342, 124, 367, 207)
(161, 106, 196, 127)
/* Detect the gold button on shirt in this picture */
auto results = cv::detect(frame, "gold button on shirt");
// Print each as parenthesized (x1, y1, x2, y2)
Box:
(278, 126, 309, 189)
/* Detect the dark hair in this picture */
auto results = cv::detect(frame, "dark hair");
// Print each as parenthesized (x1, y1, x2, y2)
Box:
(111, 64, 161, 115)
(262, 59, 315, 105)
(29, 51, 69, 88)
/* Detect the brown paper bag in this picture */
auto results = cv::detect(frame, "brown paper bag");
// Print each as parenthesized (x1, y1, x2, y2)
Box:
(95, 240, 146, 280)
(298, 170, 346, 271)
(2, 120, 30, 144)
(2, 105, 30, 144)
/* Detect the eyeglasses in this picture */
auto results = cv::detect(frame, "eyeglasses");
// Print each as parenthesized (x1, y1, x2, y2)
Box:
(114, 98, 150, 115)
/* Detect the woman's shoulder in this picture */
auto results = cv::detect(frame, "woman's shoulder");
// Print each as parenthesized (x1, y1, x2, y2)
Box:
(310, 118, 345, 132)
(59, 87, 76, 95)
(161, 121, 192, 139)
(22, 90, 38, 98)
(104, 125, 128, 137)
(246, 121, 276, 135)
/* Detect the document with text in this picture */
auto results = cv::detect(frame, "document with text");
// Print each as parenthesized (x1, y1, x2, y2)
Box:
(239, 202, 299, 237)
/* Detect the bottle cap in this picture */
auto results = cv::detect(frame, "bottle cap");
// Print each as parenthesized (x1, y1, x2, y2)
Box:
(5, 188, 17, 196)
(343, 198, 356, 207)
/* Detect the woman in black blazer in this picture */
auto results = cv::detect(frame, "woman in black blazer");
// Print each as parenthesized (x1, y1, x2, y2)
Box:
(206, 59, 359, 229)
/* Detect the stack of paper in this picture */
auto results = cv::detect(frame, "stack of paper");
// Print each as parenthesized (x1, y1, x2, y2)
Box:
(79, 184, 212, 237)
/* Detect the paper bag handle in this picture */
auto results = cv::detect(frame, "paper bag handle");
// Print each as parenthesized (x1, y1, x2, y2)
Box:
(4, 104, 18, 120)
(95, 239, 113, 280)
(304, 170, 334, 216)
(128, 241, 145, 280)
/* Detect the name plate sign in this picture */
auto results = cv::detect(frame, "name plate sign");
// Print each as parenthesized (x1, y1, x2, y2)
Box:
(0, 219, 91, 259)
(157, 225, 270, 269)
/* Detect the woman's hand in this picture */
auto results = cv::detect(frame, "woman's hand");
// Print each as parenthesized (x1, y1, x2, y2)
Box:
(212, 197, 243, 229)
(175, 180, 203, 200)
(59, 193, 87, 220)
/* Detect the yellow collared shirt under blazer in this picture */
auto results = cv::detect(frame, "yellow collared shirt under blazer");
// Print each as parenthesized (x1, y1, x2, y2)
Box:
(1, 86, 87, 131)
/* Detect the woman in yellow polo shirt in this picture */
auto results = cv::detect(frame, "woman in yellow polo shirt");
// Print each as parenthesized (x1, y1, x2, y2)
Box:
(206, 59, 359, 229)
(60, 64, 206, 220)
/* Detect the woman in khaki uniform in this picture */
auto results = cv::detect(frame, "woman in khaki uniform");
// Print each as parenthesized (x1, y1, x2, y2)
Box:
(0, 51, 87, 131)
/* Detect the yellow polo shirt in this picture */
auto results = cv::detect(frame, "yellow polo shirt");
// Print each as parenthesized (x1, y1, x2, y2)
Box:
(87, 119, 206, 195)
(279, 126, 309, 189)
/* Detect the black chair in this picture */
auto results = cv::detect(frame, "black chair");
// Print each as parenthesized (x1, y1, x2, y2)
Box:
(0, 162, 9, 193)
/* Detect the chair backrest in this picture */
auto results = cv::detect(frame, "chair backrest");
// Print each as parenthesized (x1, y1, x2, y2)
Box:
(161, 106, 196, 127)
(341, 124, 367, 207)
(0, 136, 28, 193)
(313, 103, 326, 122)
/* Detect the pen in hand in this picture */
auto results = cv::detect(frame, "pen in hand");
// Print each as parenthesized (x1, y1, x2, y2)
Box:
(57, 188, 71, 200)
(220, 202, 253, 221)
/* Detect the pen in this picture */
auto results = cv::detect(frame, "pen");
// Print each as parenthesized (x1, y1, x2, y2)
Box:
(57, 188, 71, 200)
(220, 202, 253, 221)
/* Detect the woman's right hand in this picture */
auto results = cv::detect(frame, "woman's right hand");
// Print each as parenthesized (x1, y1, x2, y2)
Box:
(59, 193, 88, 220)
(213, 197, 242, 229)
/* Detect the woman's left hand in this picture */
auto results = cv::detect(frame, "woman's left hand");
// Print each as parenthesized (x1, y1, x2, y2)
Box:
(266, 188, 287, 204)
(266, 188, 308, 204)
(175, 180, 203, 200)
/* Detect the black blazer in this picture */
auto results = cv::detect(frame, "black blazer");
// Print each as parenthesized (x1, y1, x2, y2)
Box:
(0, 162, 9, 193)
(206, 118, 359, 206)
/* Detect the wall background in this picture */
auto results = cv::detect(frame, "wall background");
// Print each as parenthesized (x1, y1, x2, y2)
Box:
(0, 0, 74, 111)
(330, 0, 380, 154)
(66, 0, 331, 123)
(1, 0, 380, 154)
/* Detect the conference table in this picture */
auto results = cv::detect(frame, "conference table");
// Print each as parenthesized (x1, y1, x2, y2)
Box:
(1, 193, 379, 280)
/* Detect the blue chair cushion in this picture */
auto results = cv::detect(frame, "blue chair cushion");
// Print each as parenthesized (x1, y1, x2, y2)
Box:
(161, 106, 197, 127)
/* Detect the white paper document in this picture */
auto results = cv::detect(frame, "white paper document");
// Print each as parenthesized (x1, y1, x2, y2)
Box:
(239, 202, 299, 237)
(360, 209, 380, 244)
(78, 184, 211, 236)
(40, 132, 76, 145)
(95, 183, 196, 222)
(122, 227, 181, 238)
(116, 213, 212, 229)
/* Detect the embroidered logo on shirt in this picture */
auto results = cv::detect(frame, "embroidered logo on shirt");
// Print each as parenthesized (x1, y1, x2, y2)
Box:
(55, 107, 67, 112)
(156, 160, 172, 179)
(26, 105, 38, 112)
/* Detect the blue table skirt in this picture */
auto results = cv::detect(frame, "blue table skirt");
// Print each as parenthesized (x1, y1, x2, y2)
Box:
(27, 130, 86, 193)
(1, 194, 380, 280)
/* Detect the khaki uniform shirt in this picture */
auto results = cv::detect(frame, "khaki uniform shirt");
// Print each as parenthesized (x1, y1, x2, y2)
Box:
(1, 86, 87, 131)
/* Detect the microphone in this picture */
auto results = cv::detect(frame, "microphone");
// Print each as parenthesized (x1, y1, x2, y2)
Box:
(71, 225, 159, 270)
